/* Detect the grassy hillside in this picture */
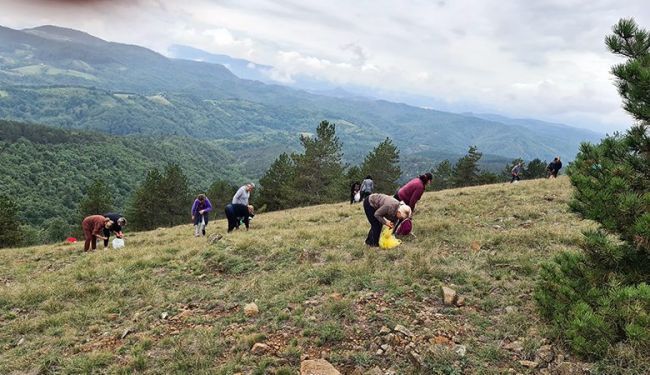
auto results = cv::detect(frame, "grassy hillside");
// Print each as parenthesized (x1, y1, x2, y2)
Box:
(5, 178, 642, 374)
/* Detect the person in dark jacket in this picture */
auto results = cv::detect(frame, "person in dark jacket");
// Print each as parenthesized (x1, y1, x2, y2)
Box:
(191, 194, 213, 237)
(81, 215, 113, 252)
(394, 173, 432, 213)
(102, 213, 127, 248)
(364, 193, 411, 247)
(225, 204, 254, 233)
(350, 181, 361, 204)
(547, 157, 563, 178)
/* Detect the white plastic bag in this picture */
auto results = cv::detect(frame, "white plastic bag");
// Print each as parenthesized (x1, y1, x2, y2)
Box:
(354, 191, 361, 202)
(112, 238, 125, 249)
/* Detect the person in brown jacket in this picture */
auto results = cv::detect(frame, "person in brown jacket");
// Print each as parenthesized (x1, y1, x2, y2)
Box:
(82, 215, 113, 252)
(363, 193, 412, 247)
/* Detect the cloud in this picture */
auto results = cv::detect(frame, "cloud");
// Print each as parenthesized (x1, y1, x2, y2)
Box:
(1, 0, 648, 132)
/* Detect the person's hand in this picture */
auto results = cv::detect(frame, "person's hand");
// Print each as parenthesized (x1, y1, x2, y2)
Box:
(191, 215, 195, 221)
(116, 232, 124, 239)
(385, 220, 394, 229)
(199, 209, 204, 214)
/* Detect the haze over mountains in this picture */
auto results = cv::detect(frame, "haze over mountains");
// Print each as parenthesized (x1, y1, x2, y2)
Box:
(0, 25, 602, 171)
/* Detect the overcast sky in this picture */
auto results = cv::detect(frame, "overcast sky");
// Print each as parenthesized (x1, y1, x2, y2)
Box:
(1, 0, 648, 132)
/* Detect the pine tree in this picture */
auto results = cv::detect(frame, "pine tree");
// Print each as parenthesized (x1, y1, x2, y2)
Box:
(431, 160, 453, 190)
(525, 158, 548, 179)
(345, 165, 363, 187)
(452, 146, 482, 187)
(128, 168, 163, 230)
(159, 164, 191, 227)
(258, 153, 296, 211)
(0, 195, 23, 248)
(360, 138, 401, 194)
(536, 18, 650, 359)
(206, 180, 238, 218)
(79, 180, 113, 218)
(291, 121, 346, 205)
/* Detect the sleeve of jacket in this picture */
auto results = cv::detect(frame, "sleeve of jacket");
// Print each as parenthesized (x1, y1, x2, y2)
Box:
(191, 200, 198, 215)
(374, 205, 390, 225)
(92, 221, 105, 236)
(204, 198, 213, 213)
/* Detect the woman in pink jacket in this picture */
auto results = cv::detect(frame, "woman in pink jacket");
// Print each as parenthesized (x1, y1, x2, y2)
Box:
(394, 173, 432, 213)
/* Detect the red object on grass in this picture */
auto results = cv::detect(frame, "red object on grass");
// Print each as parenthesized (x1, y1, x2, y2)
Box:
(66, 237, 77, 243)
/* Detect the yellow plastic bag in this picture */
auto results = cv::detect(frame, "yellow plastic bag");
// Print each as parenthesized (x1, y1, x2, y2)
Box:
(379, 226, 401, 249)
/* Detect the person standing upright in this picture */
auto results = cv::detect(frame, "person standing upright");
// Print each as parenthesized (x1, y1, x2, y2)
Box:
(548, 157, 562, 178)
(350, 181, 361, 204)
(233, 183, 254, 206)
(191, 194, 212, 237)
(510, 162, 523, 183)
(359, 175, 374, 200)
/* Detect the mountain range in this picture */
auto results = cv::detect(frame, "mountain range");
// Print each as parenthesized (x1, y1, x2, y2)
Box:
(0, 25, 603, 172)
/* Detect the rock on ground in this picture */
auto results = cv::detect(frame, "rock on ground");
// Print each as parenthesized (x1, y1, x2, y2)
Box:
(300, 359, 341, 375)
(441, 286, 457, 305)
(243, 302, 259, 317)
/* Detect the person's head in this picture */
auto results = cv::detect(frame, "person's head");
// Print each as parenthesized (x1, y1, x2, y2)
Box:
(104, 218, 114, 228)
(365, 175, 372, 180)
(248, 205, 255, 214)
(117, 217, 127, 227)
(197, 194, 206, 202)
(246, 183, 255, 192)
(396, 203, 412, 220)
(419, 172, 433, 185)
(556, 156, 561, 161)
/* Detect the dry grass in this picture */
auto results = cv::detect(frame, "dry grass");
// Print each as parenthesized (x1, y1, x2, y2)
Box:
(0, 178, 604, 374)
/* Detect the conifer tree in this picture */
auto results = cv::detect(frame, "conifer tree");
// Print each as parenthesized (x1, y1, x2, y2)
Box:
(360, 138, 401, 194)
(451, 146, 482, 187)
(79, 180, 113, 218)
(431, 160, 453, 191)
(258, 153, 296, 211)
(536, 18, 650, 359)
(291, 121, 346, 205)
(206, 180, 238, 218)
(0, 195, 23, 248)
(128, 168, 163, 230)
(158, 164, 191, 227)
(525, 158, 548, 179)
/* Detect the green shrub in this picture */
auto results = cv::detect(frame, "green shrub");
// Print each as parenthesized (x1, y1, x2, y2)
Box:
(535, 18, 650, 361)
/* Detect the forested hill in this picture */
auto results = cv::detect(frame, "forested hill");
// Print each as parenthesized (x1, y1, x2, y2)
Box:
(0, 25, 602, 167)
(0, 120, 243, 228)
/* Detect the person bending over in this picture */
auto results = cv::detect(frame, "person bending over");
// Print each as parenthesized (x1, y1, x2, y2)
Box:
(81, 215, 113, 252)
(102, 213, 127, 248)
(363, 193, 411, 247)
(225, 204, 254, 233)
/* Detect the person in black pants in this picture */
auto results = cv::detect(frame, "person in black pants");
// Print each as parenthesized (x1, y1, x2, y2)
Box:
(350, 181, 361, 204)
(510, 162, 523, 183)
(225, 204, 254, 233)
(363, 193, 411, 247)
(102, 213, 127, 248)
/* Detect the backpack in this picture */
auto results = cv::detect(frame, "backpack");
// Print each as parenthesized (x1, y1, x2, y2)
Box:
(395, 218, 412, 236)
